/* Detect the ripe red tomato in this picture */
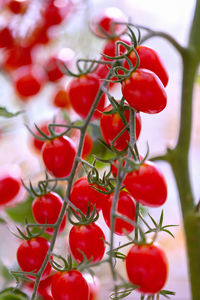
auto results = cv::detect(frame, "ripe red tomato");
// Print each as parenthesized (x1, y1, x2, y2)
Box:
(30, 120, 67, 153)
(42, 136, 76, 178)
(45, 48, 74, 82)
(17, 237, 51, 279)
(124, 160, 167, 207)
(26, 274, 53, 300)
(124, 45, 169, 87)
(0, 26, 14, 48)
(102, 36, 131, 61)
(68, 74, 106, 120)
(51, 270, 89, 300)
(102, 191, 135, 235)
(121, 69, 167, 114)
(100, 102, 141, 151)
(69, 177, 107, 214)
(90, 7, 127, 39)
(52, 88, 71, 109)
(13, 66, 46, 99)
(0, 174, 21, 205)
(83, 274, 100, 300)
(43, 0, 73, 28)
(69, 223, 105, 263)
(82, 133, 93, 159)
(32, 192, 66, 235)
(126, 243, 168, 294)
(3, 44, 32, 72)
(6, 0, 29, 14)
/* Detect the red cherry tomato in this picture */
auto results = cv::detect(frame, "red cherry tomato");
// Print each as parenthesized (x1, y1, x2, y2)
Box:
(13, 66, 46, 99)
(69, 177, 107, 214)
(25, 22, 50, 47)
(82, 133, 93, 159)
(68, 74, 106, 120)
(42, 136, 76, 178)
(51, 270, 89, 300)
(69, 223, 105, 263)
(31, 121, 66, 153)
(32, 192, 66, 235)
(124, 45, 169, 87)
(124, 160, 167, 207)
(26, 275, 53, 300)
(126, 243, 168, 294)
(3, 44, 32, 71)
(0, 26, 14, 48)
(121, 69, 167, 114)
(0, 174, 21, 205)
(90, 7, 127, 39)
(45, 48, 74, 82)
(100, 102, 141, 151)
(6, 0, 29, 14)
(17, 237, 51, 279)
(43, 0, 72, 28)
(52, 88, 71, 109)
(83, 274, 100, 300)
(102, 36, 131, 61)
(103, 191, 135, 235)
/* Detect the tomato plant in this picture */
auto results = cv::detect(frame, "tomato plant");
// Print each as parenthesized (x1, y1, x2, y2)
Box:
(69, 223, 105, 263)
(125, 243, 168, 294)
(51, 270, 89, 300)
(1, 1, 199, 300)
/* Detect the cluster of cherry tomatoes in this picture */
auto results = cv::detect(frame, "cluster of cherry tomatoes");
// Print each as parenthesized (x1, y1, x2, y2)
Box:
(0, 3, 171, 300)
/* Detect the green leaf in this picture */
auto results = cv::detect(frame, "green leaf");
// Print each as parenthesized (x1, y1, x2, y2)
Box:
(0, 288, 28, 300)
(0, 217, 6, 224)
(1, 265, 13, 282)
(0, 107, 23, 118)
(6, 195, 34, 224)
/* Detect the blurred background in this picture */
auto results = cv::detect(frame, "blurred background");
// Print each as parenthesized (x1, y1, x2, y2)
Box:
(0, 0, 199, 299)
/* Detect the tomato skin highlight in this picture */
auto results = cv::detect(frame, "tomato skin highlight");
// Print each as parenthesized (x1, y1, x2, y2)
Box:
(69, 223, 105, 263)
(124, 160, 167, 207)
(32, 192, 66, 234)
(100, 102, 141, 151)
(68, 74, 106, 120)
(126, 244, 168, 294)
(124, 45, 169, 87)
(17, 237, 51, 279)
(103, 191, 136, 235)
(122, 69, 167, 114)
(42, 136, 76, 178)
(69, 177, 107, 214)
(51, 270, 89, 300)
